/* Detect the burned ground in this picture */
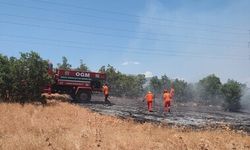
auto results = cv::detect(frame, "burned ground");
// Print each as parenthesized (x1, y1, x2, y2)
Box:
(80, 94, 250, 133)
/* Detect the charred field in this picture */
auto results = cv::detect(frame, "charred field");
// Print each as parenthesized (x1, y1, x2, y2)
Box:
(80, 95, 250, 133)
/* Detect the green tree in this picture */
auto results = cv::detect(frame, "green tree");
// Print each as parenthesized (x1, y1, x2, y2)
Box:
(135, 74, 146, 96)
(76, 59, 89, 71)
(57, 56, 71, 69)
(198, 74, 222, 103)
(98, 65, 106, 73)
(120, 74, 146, 98)
(172, 79, 189, 102)
(186, 83, 196, 101)
(221, 80, 243, 111)
(5, 57, 18, 101)
(161, 75, 171, 90)
(0, 54, 11, 100)
(150, 76, 162, 94)
(0, 51, 51, 104)
(98, 65, 146, 98)
(104, 65, 123, 96)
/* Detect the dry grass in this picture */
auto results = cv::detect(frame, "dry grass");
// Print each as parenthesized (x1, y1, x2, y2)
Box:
(0, 102, 250, 150)
(42, 93, 72, 102)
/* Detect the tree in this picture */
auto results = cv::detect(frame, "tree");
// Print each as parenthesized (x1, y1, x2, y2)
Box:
(98, 65, 146, 98)
(57, 56, 71, 69)
(161, 75, 171, 90)
(172, 79, 189, 102)
(150, 76, 162, 94)
(185, 83, 196, 101)
(0, 51, 52, 104)
(120, 74, 146, 98)
(221, 80, 243, 111)
(98, 65, 106, 73)
(135, 74, 146, 96)
(102, 65, 123, 96)
(0, 54, 11, 100)
(198, 74, 222, 103)
(76, 59, 89, 71)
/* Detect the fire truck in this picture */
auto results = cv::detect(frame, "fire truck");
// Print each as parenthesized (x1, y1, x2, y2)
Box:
(44, 63, 106, 102)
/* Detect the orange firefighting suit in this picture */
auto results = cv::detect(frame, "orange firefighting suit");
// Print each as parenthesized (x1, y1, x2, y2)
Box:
(102, 85, 109, 101)
(145, 91, 154, 112)
(163, 91, 171, 112)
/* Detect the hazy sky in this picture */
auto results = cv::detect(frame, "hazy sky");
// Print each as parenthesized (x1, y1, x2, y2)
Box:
(0, 0, 250, 86)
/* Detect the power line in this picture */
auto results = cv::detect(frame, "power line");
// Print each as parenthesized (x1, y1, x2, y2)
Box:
(248, 30, 250, 60)
(0, 1, 248, 36)
(25, 0, 248, 31)
(1, 34, 246, 57)
(0, 21, 246, 48)
(0, 13, 247, 44)
(0, 38, 248, 61)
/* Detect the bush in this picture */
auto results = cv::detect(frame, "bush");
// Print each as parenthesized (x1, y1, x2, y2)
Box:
(0, 55, 11, 100)
(0, 51, 51, 104)
(149, 76, 162, 94)
(172, 79, 190, 102)
(198, 74, 222, 104)
(99, 65, 146, 98)
(221, 80, 243, 111)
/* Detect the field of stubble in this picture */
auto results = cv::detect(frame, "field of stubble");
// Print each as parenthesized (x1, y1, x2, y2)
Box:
(0, 100, 250, 150)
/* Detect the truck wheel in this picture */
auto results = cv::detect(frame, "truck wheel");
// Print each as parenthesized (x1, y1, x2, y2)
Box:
(76, 90, 91, 102)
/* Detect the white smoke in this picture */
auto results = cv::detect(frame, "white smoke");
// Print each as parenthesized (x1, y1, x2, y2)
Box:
(144, 71, 153, 78)
(241, 87, 250, 113)
(122, 61, 140, 66)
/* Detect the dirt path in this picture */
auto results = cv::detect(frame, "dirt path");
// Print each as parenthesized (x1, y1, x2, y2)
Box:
(79, 95, 250, 133)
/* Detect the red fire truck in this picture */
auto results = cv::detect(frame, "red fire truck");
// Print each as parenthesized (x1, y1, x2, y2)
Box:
(44, 63, 106, 102)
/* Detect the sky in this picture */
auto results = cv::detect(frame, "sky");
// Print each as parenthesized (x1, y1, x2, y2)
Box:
(0, 0, 250, 86)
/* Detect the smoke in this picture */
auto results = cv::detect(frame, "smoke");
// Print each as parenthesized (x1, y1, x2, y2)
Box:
(241, 88, 250, 113)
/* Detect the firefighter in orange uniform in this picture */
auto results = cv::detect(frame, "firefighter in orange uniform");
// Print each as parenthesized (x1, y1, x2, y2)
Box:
(163, 90, 171, 112)
(144, 91, 154, 112)
(102, 83, 109, 103)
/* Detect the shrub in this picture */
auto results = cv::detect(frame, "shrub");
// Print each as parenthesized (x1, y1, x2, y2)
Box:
(221, 80, 243, 111)
(0, 51, 51, 104)
(198, 74, 222, 103)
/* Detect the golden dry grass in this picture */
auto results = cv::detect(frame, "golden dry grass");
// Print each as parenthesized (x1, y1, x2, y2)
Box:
(0, 102, 250, 150)
(42, 93, 72, 102)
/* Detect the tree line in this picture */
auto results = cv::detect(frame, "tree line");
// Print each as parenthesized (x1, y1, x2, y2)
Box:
(148, 74, 246, 111)
(0, 52, 247, 111)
